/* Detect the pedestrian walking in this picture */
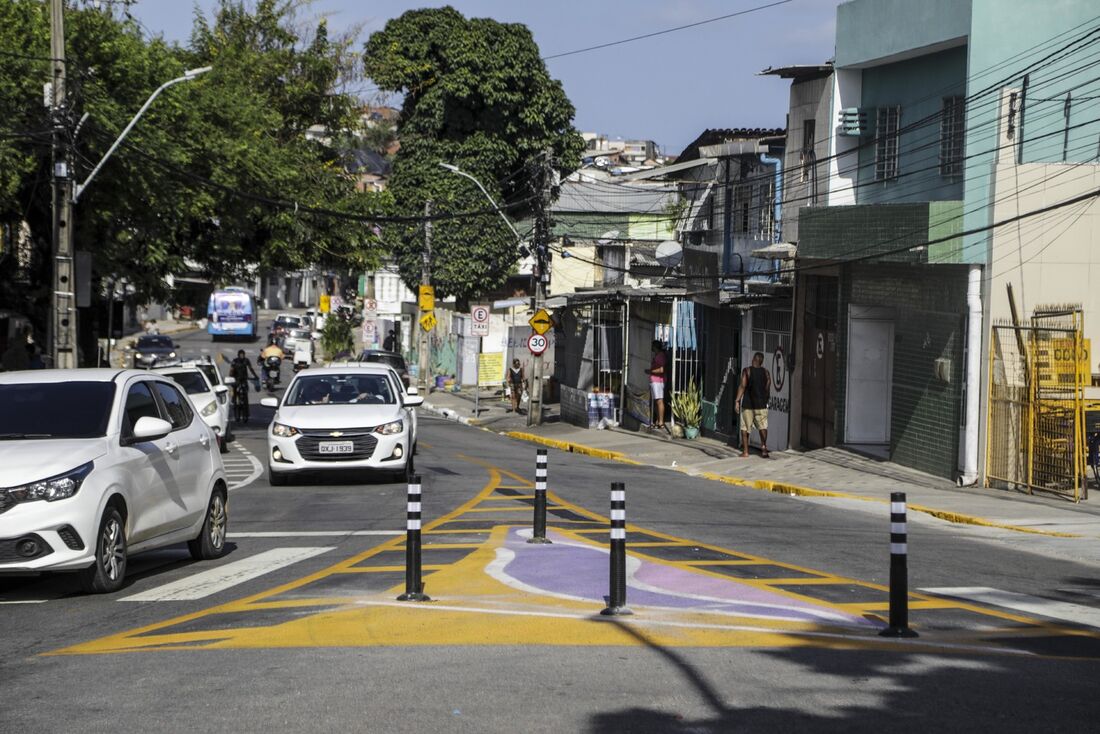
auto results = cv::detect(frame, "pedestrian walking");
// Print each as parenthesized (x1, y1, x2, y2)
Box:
(735, 351, 773, 458)
(508, 358, 525, 413)
(645, 339, 668, 429)
(383, 329, 397, 353)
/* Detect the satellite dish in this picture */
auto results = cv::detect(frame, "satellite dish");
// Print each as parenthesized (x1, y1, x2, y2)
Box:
(655, 240, 683, 268)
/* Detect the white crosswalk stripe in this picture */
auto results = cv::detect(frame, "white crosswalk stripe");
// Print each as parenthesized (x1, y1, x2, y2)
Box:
(921, 586, 1100, 629)
(120, 547, 333, 602)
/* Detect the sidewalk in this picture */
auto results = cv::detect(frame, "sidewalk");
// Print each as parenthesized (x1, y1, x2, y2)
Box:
(422, 386, 1100, 552)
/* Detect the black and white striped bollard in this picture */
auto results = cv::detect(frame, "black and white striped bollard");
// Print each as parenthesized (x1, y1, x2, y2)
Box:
(879, 492, 916, 637)
(527, 448, 552, 544)
(397, 474, 430, 602)
(600, 482, 632, 616)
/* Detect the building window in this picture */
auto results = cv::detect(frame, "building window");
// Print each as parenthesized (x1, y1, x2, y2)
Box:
(940, 96, 965, 177)
(734, 185, 751, 234)
(800, 118, 816, 183)
(874, 106, 901, 181)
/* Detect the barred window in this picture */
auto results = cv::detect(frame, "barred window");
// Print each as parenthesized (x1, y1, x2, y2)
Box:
(874, 106, 901, 181)
(940, 96, 965, 177)
(800, 118, 816, 183)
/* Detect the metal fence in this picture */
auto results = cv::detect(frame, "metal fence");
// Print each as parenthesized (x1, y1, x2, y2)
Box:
(986, 306, 1087, 501)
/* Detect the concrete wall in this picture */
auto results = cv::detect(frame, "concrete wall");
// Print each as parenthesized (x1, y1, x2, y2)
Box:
(856, 46, 968, 204)
(986, 88, 1100, 348)
(782, 73, 833, 244)
(963, 0, 1100, 265)
(836, 0, 970, 68)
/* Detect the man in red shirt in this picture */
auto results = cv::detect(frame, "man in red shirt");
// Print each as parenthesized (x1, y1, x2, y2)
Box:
(645, 339, 668, 429)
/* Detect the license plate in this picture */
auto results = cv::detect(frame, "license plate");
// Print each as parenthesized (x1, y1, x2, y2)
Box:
(268, 369, 279, 377)
(318, 441, 354, 454)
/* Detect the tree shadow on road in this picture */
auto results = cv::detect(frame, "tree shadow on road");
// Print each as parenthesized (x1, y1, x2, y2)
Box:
(585, 620, 1100, 733)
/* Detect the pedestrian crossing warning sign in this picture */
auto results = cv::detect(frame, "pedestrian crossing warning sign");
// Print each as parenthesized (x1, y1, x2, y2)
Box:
(419, 312, 437, 332)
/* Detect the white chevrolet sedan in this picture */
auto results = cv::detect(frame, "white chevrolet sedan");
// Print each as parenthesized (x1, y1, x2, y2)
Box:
(0, 370, 229, 593)
(262, 364, 423, 484)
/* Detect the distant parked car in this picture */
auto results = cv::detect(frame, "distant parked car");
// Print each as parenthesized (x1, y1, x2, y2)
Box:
(357, 349, 410, 388)
(0, 369, 229, 593)
(131, 335, 180, 369)
(282, 328, 315, 361)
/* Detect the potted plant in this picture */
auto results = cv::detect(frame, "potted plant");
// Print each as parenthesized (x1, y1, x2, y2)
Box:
(670, 377, 702, 439)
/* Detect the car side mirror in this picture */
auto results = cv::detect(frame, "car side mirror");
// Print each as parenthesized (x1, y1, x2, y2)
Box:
(405, 395, 424, 407)
(260, 397, 279, 408)
(214, 385, 229, 395)
(127, 416, 172, 444)
(172, 342, 180, 349)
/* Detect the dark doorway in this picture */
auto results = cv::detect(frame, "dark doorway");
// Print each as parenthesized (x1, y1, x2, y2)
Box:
(801, 275, 838, 449)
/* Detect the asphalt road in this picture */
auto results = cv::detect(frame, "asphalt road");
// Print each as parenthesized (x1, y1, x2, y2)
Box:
(2, 326, 1099, 733)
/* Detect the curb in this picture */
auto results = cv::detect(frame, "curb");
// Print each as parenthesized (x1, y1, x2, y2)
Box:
(697, 471, 1081, 538)
(424, 400, 1083, 539)
(503, 431, 642, 464)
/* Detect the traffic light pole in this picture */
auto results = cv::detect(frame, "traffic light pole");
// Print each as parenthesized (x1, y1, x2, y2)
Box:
(50, 0, 76, 368)
(418, 199, 432, 393)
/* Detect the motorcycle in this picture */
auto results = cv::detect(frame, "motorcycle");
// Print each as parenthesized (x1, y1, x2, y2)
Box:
(261, 355, 282, 393)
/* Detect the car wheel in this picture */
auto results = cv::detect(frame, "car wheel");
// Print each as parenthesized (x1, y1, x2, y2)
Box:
(78, 506, 127, 594)
(269, 465, 288, 486)
(188, 488, 228, 560)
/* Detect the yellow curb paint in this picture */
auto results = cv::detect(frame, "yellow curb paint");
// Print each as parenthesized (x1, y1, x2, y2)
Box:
(696, 472, 1082, 538)
(503, 431, 643, 464)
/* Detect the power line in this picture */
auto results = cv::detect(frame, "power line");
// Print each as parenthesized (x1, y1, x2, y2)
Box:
(542, 1, 793, 61)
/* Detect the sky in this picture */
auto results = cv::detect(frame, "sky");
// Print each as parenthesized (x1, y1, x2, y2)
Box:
(127, 0, 840, 155)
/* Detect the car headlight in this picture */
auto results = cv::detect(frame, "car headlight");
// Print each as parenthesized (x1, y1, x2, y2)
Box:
(272, 422, 299, 437)
(134, 353, 144, 359)
(375, 419, 403, 435)
(201, 400, 219, 417)
(3, 462, 93, 504)
(168, 351, 177, 358)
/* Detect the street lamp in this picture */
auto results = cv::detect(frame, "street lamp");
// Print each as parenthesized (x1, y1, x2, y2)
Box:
(438, 162, 523, 241)
(73, 66, 213, 203)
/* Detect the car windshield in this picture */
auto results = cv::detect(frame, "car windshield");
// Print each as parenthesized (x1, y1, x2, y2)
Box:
(164, 371, 210, 395)
(197, 364, 219, 385)
(276, 316, 301, 327)
(289, 329, 311, 339)
(360, 352, 405, 371)
(0, 382, 116, 438)
(285, 374, 395, 406)
(137, 336, 173, 349)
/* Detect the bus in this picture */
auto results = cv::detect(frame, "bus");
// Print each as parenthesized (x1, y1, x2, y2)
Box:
(207, 287, 258, 341)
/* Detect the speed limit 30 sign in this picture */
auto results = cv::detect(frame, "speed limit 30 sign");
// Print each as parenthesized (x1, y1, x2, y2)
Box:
(527, 332, 549, 355)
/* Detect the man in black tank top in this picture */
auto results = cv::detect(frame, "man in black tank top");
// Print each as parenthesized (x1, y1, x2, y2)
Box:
(735, 351, 773, 458)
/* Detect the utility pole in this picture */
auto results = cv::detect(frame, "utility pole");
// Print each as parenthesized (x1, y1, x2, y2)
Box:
(50, 0, 77, 368)
(418, 199, 432, 392)
(527, 149, 553, 427)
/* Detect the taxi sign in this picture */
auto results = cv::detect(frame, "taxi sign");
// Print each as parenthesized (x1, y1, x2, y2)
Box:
(529, 308, 553, 336)
(419, 312, 437, 332)
(418, 285, 435, 312)
(471, 304, 490, 337)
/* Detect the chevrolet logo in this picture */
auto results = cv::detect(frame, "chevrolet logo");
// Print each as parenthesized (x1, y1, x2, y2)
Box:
(329, 431, 345, 437)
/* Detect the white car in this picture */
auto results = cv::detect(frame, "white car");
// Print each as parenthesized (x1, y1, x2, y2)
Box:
(282, 328, 314, 362)
(262, 364, 423, 484)
(0, 369, 229, 593)
(155, 366, 231, 453)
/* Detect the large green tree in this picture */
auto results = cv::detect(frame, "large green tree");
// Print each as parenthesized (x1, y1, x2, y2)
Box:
(363, 6, 583, 303)
(0, 0, 386, 333)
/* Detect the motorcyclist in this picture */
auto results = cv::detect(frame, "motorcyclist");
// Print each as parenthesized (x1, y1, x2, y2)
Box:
(259, 337, 283, 363)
